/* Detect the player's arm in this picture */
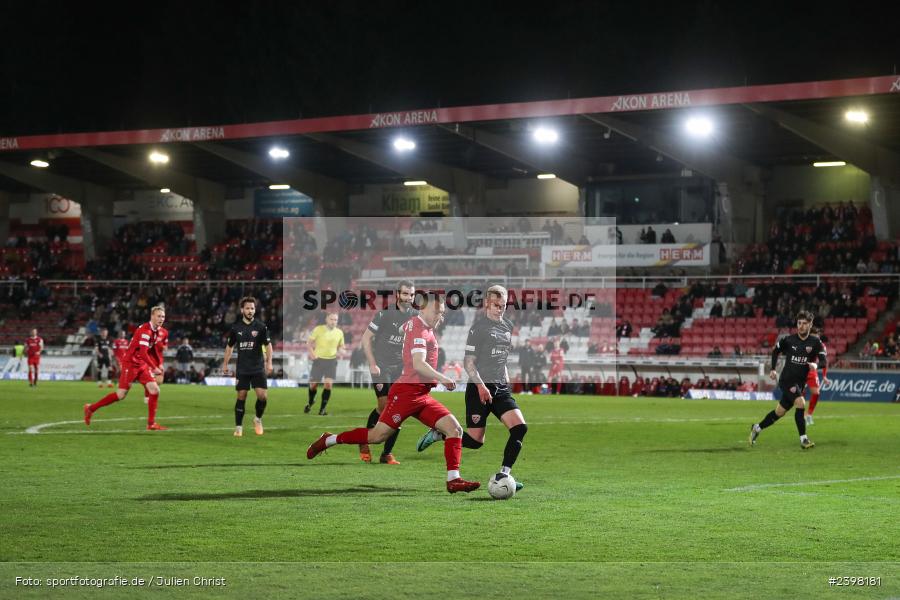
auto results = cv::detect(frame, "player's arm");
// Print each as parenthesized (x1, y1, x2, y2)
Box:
(222, 329, 236, 375)
(361, 327, 379, 375)
(412, 351, 456, 390)
(464, 355, 492, 404)
(264, 343, 274, 374)
(769, 339, 782, 380)
(307, 328, 318, 360)
(811, 341, 827, 373)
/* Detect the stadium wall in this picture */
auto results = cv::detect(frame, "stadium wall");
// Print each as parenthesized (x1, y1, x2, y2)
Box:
(769, 164, 870, 207)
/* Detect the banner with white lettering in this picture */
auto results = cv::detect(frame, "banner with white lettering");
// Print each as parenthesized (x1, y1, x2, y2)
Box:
(254, 189, 314, 218)
(0, 356, 92, 381)
(204, 377, 299, 388)
(542, 243, 710, 268)
(816, 371, 900, 402)
(687, 389, 774, 401)
(118, 192, 194, 220)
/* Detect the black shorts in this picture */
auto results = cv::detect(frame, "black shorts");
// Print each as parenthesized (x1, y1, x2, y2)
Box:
(97, 356, 111, 368)
(309, 358, 337, 382)
(236, 372, 268, 391)
(465, 383, 520, 428)
(372, 367, 401, 399)
(778, 381, 806, 410)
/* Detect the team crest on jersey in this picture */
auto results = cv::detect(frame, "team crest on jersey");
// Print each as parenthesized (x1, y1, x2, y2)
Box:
(392, 414, 401, 424)
(375, 383, 384, 391)
(789, 385, 798, 393)
(251, 331, 258, 337)
(471, 414, 481, 424)
(805, 346, 812, 353)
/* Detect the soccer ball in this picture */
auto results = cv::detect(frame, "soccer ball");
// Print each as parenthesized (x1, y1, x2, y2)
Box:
(488, 473, 517, 500)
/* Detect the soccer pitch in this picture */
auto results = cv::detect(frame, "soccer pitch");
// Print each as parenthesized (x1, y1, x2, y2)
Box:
(1, 381, 898, 599)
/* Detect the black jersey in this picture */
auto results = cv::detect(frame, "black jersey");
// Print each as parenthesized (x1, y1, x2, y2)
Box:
(464, 314, 514, 384)
(226, 318, 271, 375)
(367, 305, 418, 372)
(772, 333, 827, 385)
(96, 337, 111, 359)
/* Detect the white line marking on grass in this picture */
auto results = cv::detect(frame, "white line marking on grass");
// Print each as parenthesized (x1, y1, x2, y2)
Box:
(16, 426, 290, 435)
(725, 474, 900, 492)
(22, 414, 221, 434)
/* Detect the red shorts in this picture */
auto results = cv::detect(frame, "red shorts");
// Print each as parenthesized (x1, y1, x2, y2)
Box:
(807, 371, 820, 388)
(378, 383, 452, 429)
(548, 365, 564, 378)
(118, 365, 155, 390)
(27, 356, 40, 366)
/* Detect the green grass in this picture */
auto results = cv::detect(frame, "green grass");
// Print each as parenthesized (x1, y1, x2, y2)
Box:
(1, 381, 898, 598)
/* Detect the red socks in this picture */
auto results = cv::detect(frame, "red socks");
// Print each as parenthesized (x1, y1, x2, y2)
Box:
(147, 393, 159, 425)
(337, 428, 369, 445)
(808, 393, 819, 414)
(444, 436, 462, 472)
(89, 392, 120, 412)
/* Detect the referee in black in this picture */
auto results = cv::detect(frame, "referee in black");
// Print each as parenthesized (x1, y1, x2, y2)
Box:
(416, 284, 527, 490)
(95, 328, 113, 388)
(222, 296, 273, 437)
(358, 280, 417, 464)
(750, 310, 825, 449)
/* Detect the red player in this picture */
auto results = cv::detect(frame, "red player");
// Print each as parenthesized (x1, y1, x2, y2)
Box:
(83, 306, 168, 431)
(805, 328, 828, 426)
(306, 293, 480, 493)
(548, 338, 566, 393)
(144, 322, 169, 405)
(112, 329, 130, 379)
(25, 328, 44, 387)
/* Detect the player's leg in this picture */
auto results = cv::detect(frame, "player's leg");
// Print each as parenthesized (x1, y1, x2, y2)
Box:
(793, 395, 814, 449)
(85, 368, 134, 425)
(253, 376, 268, 435)
(145, 376, 166, 430)
(497, 405, 527, 488)
(307, 421, 397, 459)
(234, 379, 250, 436)
(750, 388, 791, 445)
(306, 361, 320, 412)
(417, 383, 487, 452)
(431, 411, 480, 493)
(146, 373, 163, 405)
(377, 392, 402, 464)
(360, 391, 388, 463)
(319, 372, 335, 415)
(806, 380, 820, 424)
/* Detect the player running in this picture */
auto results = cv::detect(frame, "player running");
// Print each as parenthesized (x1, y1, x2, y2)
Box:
(417, 285, 527, 491)
(144, 320, 169, 405)
(95, 328, 114, 388)
(548, 338, 565, 393)
(222, 296, 274, 437)
(805, 326, 828, 425)
(307, 293, 480, 494)
(25, 328, 43, 387)
(305, 312, 344, 415)
(83, 306, 168, 431)
(749, 311, 826, 449)
(357, 279, 417, 464)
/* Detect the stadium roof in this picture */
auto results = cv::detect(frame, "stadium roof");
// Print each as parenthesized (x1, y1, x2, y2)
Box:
(1, 74, 899, 195)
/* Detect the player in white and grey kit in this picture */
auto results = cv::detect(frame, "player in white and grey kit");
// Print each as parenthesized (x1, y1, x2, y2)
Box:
(417, 284, 527, 490)
(357, 280, 417, 464)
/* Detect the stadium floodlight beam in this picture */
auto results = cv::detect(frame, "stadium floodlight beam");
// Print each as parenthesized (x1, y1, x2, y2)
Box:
(845, 109, 869, 124)
(536, 173, 557, 179)
(403, 180, 427, 186)
(148, 151, 170, 164)
(30, 159, 49, 168)
(812, 161, 847, 168)
(160, 188, 171, 193)
(268, 147, 290, 159)
(393, 137, 416, 152)
(684, 116, 714, 138)
(532, 127, 559, 144)
(269, 184, 291, 190)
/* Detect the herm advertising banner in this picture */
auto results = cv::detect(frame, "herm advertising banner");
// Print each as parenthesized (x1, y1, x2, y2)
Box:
(542, 243, 710, 268)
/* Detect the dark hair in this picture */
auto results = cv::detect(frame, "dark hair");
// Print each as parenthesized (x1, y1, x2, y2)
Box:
(397, 280, 415, 291)
(240, 296, 257, 308)
(796, 310, 814, 323)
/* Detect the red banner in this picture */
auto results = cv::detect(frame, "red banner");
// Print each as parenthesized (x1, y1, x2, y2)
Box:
(2, 75, 898, 152)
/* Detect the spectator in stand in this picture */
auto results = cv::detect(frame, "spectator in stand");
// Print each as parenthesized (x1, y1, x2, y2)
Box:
(661, 229, 676, 243)
(616, 320, 633, 339)
(733, 345, 743, 357)
(652, 282, 667, 298)
(723, 300, 735, 318)
(709, 300, 723, 318)
(708, 346, 723, 358)
(616, 227, 623, 245)
(176, 337, 194, 381)
(645, 226, 657, 244)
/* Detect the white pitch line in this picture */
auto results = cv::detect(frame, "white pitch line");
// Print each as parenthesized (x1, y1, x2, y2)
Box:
(16, 426, 290, 435)
(23, 414, 220, 434)
(725, 474, 900, 492)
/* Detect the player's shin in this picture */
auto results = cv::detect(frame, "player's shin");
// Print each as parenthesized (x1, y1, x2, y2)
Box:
(502, 424, 528, 469)
(444, 436, 462, 476)
(794, 408, 807, 436)
(235, 399, 246, 426)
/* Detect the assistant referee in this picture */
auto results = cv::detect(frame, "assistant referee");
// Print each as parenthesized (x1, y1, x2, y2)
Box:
(305, 312, 345, 415)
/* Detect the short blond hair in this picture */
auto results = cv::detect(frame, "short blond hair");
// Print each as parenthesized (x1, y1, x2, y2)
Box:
(486, 284, 508, 300)
(151, 305, 166, 315)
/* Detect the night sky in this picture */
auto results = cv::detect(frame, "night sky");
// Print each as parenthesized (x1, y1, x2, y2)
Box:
(1, 0, 896, 136)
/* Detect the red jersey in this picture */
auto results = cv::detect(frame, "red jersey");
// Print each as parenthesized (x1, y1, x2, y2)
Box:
(148, 326, 169, 369)
(25, 336, 44, 358)
(113, 338, 130, 362)
(550, 348, 565, 366)
(122, 323, 161, 370)
(396, 316, 439, 391)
